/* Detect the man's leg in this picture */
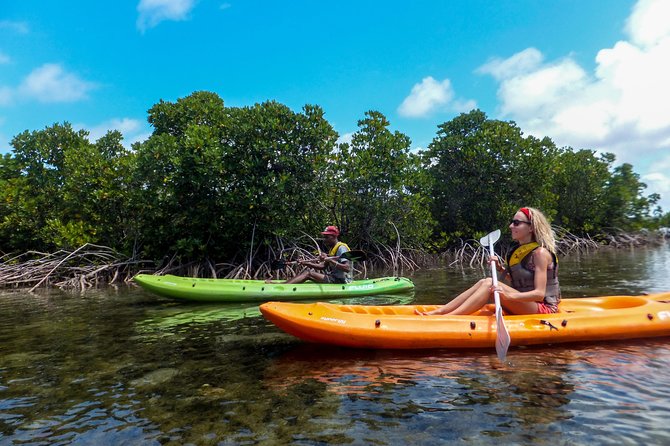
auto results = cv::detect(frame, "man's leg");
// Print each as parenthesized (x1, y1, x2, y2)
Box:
(285, 270, 327, 284)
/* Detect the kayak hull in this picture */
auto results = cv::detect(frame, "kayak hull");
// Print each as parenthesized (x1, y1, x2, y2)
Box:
(133, 274, 414, 303)
(260, 293, 670, 349)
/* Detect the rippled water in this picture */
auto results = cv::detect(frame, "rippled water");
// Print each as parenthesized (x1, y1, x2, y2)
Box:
(1, 244, 670, 445)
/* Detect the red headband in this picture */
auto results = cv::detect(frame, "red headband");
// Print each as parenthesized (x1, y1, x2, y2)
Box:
(519, 207, 532, 222)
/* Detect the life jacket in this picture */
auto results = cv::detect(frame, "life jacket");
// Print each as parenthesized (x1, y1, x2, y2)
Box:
(505, 242, 561, 308)
(328, 241, 350, 257)
(327, 241, 353, 283)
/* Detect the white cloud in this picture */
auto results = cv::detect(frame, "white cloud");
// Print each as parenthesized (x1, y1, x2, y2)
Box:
(87, 118, 142, 140)
(643, 163, 670, 212)
(625, 0, 670, 48)
(336, 131, 354, 146)
(0, 64, 96, 105)
(399, 76, 472, 118)
(398, 77, 453, 117)
(0, 20, 29, 34)
(478, 47, 544, 80)
(643, 172, 670, 196)
(409, 145, 426, 155)
(18, 63, 97, 103)
(0, 52, 10, 64)
(452, 99, 478, 114)
(137, 0, 196, 32)
(479, 0, 670, 210)
(78, 118, 151, 148)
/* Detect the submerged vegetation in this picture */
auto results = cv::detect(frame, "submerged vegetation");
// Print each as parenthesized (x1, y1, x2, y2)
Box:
(1, 91, 668, 288)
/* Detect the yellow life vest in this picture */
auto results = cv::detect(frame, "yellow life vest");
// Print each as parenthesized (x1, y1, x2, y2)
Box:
(506, 241, 560, 306)
(329, 241, 350, 257)
(507, 242, 540, 267)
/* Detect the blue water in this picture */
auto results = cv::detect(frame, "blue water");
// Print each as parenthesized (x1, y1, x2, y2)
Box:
(1, 244, 669, 445)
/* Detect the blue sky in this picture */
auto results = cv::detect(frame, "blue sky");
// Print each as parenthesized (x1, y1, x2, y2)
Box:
(2, 0, 669, 210)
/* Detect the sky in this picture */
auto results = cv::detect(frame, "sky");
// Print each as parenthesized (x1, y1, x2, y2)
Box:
(1, 0, 669, 211)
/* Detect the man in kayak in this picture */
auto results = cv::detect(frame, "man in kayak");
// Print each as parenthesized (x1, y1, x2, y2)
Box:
(418, 207, 560, 315)
(269, 225, 353, 284)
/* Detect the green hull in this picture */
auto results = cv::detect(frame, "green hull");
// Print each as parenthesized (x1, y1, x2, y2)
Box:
(133, 274, 415, 303)
(135, 294, 418, 337)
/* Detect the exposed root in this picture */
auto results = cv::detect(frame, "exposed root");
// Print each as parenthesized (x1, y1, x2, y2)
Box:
(0, 243, 152, 291)
(3, 228, 667, 289)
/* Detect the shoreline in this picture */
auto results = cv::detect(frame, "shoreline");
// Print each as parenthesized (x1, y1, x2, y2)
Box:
(1, 229, 668, 291)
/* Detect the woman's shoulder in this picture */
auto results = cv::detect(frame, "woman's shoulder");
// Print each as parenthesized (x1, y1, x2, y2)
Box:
(532, 246, 554, 264)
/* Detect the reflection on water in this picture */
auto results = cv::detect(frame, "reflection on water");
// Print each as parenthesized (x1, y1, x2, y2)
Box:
(559, 245, 670, 296)
(135, 293, 415, 339)
(0, 245, 669, 444)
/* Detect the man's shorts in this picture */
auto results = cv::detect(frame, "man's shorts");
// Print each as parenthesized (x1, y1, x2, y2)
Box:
(323, 273, 347, 284)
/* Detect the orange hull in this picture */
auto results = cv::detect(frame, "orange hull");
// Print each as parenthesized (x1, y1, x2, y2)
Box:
(260, 293, 670, 349)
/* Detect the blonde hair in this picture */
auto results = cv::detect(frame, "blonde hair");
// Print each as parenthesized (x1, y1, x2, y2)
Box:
(525, 207, 556, 254)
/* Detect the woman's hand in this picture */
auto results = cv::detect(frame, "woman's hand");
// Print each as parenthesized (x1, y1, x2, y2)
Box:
(491, 284, 506, 297)
(492, 284, 520, 300)
(489, 255, 504, 272)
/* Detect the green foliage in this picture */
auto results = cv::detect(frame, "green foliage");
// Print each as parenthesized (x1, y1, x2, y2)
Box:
(602, 163, 659, 230)
(423, 109, 662, 246)
(133, 92, 337, 260)
(329, 111, 433, 249)
(0, 93, 664, 262)
(551, 150, 611, 232)
(656, 211, 670, 228)
(0, 123, 134, 252)
(424, 110, 559, 247)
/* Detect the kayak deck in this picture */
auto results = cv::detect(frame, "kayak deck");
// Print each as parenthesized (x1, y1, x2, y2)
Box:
(133, 274, 414, 302)
(260, 293, 670, 349)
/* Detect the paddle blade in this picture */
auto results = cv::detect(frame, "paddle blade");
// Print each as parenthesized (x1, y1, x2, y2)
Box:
(341, 250, 367, 262)
(495, 306, 511, 362)
(479, 229, 501, 247)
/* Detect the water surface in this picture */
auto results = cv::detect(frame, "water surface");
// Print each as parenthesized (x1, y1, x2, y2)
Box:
(1, 244, 669, 445)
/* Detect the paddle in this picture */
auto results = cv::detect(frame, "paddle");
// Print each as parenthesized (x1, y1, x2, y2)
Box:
(480, 229, 511, 362)
(270, 250, 367, 270)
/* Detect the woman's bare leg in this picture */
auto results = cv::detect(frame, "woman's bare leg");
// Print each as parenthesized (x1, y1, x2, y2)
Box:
(446, 279, 493, 315)
(419, 278, 491, 315)
(498, 283, 540, 314)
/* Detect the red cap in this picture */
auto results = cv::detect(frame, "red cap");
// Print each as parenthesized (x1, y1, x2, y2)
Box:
(321, 225, 340, 236)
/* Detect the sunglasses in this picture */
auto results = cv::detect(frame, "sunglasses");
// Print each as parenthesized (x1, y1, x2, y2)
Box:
(510, 219, 531, 226)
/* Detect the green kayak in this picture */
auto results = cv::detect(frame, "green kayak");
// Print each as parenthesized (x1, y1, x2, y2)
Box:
(133, 274, 415, 303)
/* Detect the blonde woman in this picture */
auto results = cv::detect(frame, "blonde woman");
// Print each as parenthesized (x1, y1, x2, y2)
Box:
(418, 207, 560, 315)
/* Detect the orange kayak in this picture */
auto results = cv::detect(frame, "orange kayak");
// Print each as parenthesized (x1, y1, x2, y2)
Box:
(260, 293, 670, 349)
